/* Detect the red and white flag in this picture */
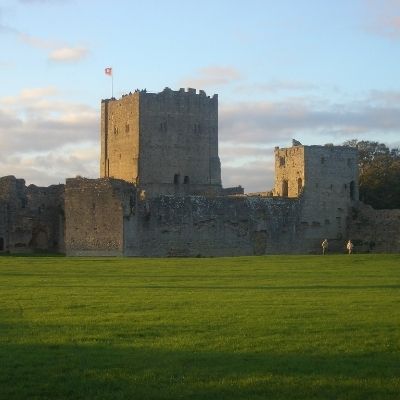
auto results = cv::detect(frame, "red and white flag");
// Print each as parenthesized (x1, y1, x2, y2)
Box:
(105, 67, 112, 76)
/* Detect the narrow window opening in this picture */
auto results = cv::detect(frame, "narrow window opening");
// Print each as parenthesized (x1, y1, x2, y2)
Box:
(174, 174, 180, 185)
(350, 181, 355, 201)
(282, 180, 288, 197)
(279, 157, 285, 166)
(321, 157, 325, 164)
(160, 121, 167, 132)
(184, 176, 190, 184)
(125, 123, 130, 133)
(297, 178, 302, 194)
(0, 237, 4, 251)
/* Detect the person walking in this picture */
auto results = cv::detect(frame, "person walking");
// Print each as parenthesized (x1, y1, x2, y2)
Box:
(321, 239, 328, 255)
(346, 240, 354, 255)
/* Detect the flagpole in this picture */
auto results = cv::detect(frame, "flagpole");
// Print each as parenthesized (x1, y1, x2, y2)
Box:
(112, 72, 114, 98)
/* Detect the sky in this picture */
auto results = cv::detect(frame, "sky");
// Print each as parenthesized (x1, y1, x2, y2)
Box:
(1, 0, 400, 192)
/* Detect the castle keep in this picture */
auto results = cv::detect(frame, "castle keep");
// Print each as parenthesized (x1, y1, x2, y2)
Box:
(100, 88, 221, 197)
(1, 87, 399, 255)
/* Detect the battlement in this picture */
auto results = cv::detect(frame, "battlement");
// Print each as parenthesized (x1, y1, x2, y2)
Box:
(101, 87, 218, 104)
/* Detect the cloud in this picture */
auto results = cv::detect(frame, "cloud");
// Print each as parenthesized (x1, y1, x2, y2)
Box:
(2, 86, 59, 104)
(0, 87, 98, 186)
(235, 80, 317, 94)
(222, 161, 275, 193)
(0, 23, 88, 63)
(364, 0, 400, 39)
(219, 94, 400, 145)
(18, 32, 58, 49)
(180, 66, 243, 88)
(19, 0, 69, 4)
(217, 90, 400, 192)
(48, 46, 88, 62)
(2, 86, 400, 192)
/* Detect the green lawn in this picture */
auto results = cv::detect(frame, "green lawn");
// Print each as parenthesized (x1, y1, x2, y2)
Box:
(0, 255, 399, 399)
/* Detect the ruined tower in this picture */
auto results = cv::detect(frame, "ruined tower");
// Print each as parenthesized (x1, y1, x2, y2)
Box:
(100, 88, 221, 196)
(274, 143, 359, 249)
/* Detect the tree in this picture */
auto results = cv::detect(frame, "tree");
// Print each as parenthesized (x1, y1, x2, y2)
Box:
(343, 140, 400, 209)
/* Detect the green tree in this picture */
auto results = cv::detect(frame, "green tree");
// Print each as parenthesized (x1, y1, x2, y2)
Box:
(343, 140, 400, 209)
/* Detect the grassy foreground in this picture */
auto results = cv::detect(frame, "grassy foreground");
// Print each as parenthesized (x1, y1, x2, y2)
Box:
(0, 255, 399, 399)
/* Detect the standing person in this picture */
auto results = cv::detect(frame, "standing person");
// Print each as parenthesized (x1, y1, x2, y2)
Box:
(321, 239, 328, 255)
(346, 240, 354, 255)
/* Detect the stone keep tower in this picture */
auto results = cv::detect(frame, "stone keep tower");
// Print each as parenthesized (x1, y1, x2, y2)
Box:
(100, 88, 221, 196)
(274, 143, 359, 248)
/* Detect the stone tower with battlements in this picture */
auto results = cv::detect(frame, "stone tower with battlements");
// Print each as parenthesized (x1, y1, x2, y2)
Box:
(100, 87, 221, 197)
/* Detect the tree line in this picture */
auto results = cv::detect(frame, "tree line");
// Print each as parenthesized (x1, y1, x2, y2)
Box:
(343, 140, 400, 209)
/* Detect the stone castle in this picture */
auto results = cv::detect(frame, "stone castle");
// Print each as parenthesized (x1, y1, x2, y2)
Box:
(1, 87, 399, 256)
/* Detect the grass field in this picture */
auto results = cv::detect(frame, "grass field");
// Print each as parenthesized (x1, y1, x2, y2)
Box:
(0, 254, 399, 399)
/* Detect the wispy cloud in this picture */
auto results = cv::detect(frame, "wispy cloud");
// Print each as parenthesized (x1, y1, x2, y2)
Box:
(49, 46, 88, 62)
(0, 23, 88, 63)
(19, 32, 57, 49)
(364, 0, 400, 39)
(235, 80, 317, 94)
(19, 0, 69, 4)
(180, 66, 243, 88)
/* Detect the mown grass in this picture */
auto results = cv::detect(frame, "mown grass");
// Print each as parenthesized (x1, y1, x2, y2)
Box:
(0, 254, 399, 399)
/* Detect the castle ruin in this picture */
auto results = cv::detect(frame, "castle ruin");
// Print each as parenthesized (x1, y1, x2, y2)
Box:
(0, 87, 399, 256)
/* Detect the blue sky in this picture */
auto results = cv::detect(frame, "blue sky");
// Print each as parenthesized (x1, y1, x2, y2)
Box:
(1, 0, 400, 192)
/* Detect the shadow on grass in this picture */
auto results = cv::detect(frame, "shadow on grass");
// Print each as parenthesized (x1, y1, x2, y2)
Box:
(0, 342, 398, 400)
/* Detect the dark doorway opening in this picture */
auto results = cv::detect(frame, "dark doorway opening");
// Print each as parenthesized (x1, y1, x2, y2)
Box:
(282, 180, 288, 197)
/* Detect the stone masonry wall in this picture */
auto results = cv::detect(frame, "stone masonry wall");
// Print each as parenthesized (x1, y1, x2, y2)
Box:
(138, 88, 221, 196)
(123, 194, 303, 257)
(299, 145, 358, 251)
(100, 92, 140, 183)
(273, 145, 359, 252)
(65, 177, 136, 256)
(348, 203, 400, 253)
(274, 145, 305, 197)
(0, 176, 64, 253)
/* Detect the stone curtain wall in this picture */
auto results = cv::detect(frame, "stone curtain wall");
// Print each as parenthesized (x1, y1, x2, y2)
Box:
(0, 176, 64, 253)
(348, 204, 400, 253)
(65, 177, 136, 256)
(124, 194, 303, 257)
